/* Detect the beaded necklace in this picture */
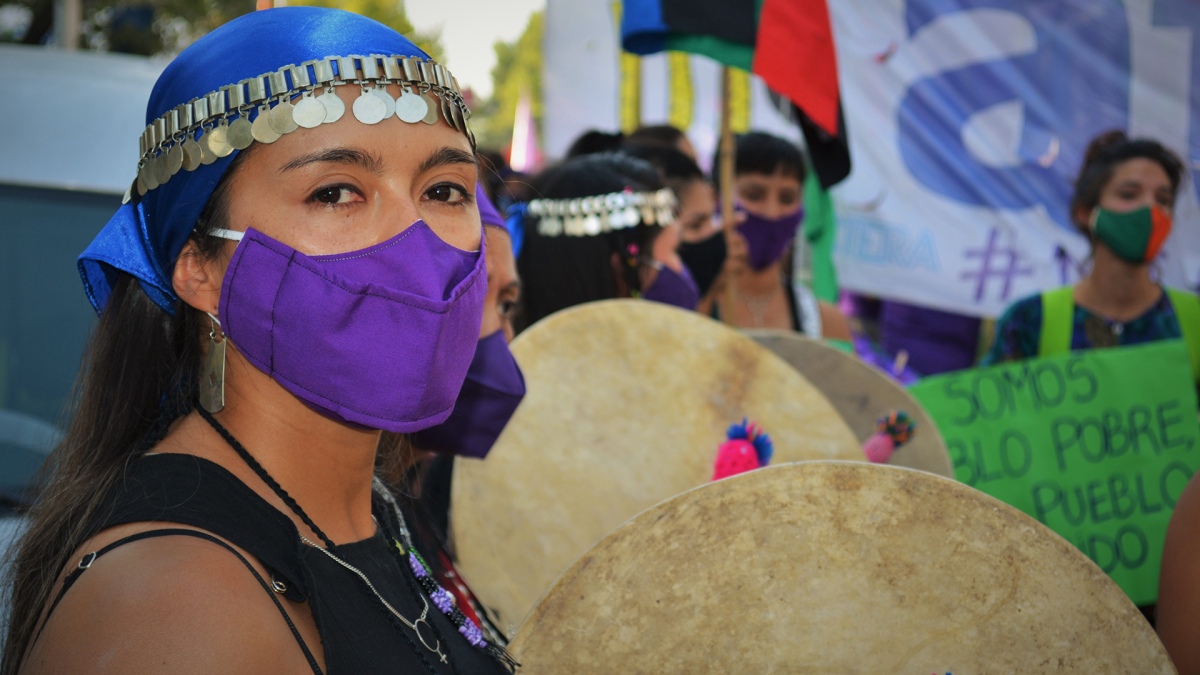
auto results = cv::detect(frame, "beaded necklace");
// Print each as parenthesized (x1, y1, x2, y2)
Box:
(373, 482, 498, 651)
(197, 408, 516, 672)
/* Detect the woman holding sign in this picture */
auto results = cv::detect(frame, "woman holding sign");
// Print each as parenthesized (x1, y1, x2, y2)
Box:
(982, 131, 1199, 386)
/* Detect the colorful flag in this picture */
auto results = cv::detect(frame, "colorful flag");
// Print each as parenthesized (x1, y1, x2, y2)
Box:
(621, 0, 840, 139)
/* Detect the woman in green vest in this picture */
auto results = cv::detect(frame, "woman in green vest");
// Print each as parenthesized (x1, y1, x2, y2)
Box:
(981, 131, 1199, 384)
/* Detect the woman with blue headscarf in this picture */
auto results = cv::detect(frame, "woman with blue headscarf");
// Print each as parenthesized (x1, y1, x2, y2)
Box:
(4, 7, 516, 673)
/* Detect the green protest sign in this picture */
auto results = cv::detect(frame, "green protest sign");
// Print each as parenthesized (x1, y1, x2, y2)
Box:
(909, 340, 1199, 605)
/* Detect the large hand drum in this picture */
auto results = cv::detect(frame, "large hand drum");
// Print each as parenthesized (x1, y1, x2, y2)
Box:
(511, 462, 1172, 672)
(748, 330, 954, 477)
(452, 300, 860, 629)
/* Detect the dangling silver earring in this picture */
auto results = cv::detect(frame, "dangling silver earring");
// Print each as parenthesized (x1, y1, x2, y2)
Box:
(199, 312, 226, 413)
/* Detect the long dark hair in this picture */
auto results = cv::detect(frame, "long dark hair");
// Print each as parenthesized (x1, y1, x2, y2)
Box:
(1070, 130, 1185, 232)
(1, 151, 245, 672)
(516, 152, 664, 330)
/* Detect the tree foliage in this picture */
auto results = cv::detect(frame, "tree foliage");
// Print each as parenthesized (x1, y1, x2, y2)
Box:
(1, 0, 439, 59)
(473, 10, 542, 153)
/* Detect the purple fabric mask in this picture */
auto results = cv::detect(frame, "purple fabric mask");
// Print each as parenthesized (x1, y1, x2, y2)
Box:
(411, 330, 527, 458)
(737, 207, 804, 270)
(643, 263, 700, 310)
(216, 221, 486, 433)
(476, 184, 504, 229)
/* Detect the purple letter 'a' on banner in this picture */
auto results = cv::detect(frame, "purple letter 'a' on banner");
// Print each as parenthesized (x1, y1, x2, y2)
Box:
(896, 0, 1129, 231)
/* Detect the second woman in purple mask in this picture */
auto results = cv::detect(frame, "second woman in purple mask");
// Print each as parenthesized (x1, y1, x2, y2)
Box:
(709, 131, 850, 340)
(410, 184, 526, 462)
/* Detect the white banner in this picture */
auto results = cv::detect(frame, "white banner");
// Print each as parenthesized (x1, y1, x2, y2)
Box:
(832, 0, 1199, 317)
(542, 0, 1200, 317)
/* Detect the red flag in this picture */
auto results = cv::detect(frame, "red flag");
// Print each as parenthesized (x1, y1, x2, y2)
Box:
(753, 0, 840, 137)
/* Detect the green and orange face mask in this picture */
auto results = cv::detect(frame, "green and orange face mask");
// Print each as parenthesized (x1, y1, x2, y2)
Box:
(1090, 204, 1173, 264)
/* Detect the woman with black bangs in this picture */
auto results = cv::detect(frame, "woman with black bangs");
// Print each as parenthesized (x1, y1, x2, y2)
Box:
(709, 131, 851, 340)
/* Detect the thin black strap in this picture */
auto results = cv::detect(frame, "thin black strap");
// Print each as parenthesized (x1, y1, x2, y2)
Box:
(37, 528, 323, 675)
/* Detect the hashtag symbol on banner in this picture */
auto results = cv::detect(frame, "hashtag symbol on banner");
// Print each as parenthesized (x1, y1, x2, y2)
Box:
(960, 228, 1033, 303)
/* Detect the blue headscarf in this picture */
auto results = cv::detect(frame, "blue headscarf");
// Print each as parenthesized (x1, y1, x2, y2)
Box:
(78, 7, 433, 314)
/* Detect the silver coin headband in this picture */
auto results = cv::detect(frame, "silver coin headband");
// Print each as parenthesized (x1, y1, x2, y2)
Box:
(526, 188, 678, 237)
(129, 54, 473, 200)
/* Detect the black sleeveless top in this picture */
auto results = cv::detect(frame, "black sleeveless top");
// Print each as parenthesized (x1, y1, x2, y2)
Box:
(62, 453, 510, 674)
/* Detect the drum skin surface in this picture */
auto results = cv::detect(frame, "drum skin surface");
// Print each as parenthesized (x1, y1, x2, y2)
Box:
(748, 330, 954, 478)
(452, 300, 860, 630)
(510, 462, 1173, 674)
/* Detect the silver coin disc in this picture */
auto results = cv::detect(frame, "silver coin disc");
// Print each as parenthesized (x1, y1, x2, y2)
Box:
(166, 144, 185, 176)
(352, 92, 388, 125)
(182, 138, 204, 171)
(144, 156, 163, 189)
(421, 93, 440, 125)
(269, 101, 299, 134)
(318, 91, 346, 123)
(292, 95, 328, 129)
(449, 101, 465, 131)
(395, 91, 428, 123)
(371, 88, 397, 119)
(583, 215, 602, 236)
(623, 207, 640, 228)
(198, 130, 217, 164)
(198, 132, 217, 165)
(160, 153, 178, 185)
(227, 118, 254, 150)
(207, 125, 234, 158)
(142, 162, 159, 191)
(251, 111, 282, 144)
(136, 166, 149, 195)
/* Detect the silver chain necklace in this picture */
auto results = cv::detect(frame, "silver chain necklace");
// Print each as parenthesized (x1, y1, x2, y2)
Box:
(299, 532, 448, 664)
(736, 286, 777, 328)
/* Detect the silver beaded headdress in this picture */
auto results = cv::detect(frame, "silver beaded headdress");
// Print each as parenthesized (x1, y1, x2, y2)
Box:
(132, 54, 473, 199)
(82, 7, 480, 315)
(526, 188, 678, 237)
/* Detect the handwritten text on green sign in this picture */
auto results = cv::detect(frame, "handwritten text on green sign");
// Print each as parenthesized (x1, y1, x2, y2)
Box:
(910, 341, 1199, 604)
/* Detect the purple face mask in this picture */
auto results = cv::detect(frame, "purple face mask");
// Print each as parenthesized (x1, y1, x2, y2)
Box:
(737, 207, 804, 270)
(642, 263, 700, 310)
(215, 221, 486, 433)
(411, 330, 527, 458)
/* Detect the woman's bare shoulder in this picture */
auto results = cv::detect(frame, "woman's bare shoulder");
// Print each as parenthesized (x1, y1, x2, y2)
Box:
(1158, 472, 1200, 674)
(22, 528, 316, 674)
